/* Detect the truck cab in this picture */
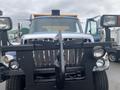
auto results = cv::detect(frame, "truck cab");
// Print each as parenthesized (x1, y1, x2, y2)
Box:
(85, 16, 105, 42)
(21, 11, 94, 44)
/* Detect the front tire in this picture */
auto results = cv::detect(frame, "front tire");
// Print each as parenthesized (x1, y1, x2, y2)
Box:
(6, 76, 25, 90)
(93, 71, 108, 90)
(108, 52, 117, 62)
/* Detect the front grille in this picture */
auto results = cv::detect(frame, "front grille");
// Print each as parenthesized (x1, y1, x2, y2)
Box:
(24, 38, 85, 67)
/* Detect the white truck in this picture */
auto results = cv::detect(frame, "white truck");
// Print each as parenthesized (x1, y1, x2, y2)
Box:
(0, 10, 109, 90)
(85, 15, 120, 62)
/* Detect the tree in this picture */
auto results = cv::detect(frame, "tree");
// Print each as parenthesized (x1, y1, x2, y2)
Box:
(20, 27, 29, 36)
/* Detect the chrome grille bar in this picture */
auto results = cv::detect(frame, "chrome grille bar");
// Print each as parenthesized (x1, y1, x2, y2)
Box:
(26, 38, 84, 67)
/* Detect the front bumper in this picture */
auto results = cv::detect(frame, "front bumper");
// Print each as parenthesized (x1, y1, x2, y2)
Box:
(0, 42, 110, 90)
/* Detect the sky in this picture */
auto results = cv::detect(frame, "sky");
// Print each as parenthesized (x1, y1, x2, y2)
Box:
(1, 0, 120, 29)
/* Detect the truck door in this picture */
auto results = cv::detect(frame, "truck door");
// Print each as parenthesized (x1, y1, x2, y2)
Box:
(85, 19, 102, 42)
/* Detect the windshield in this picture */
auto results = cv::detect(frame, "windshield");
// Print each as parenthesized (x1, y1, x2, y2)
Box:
(30, 17, 82, 33)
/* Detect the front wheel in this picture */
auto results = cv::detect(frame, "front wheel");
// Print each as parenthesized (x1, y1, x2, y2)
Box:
(93, 71, 108, 90)
(6, 76, 25, 90)
(108, 52, 117, 62)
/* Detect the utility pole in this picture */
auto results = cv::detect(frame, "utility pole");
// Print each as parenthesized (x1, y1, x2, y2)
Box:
(0, 10, 3, 16)
(18, 22, 21, 38)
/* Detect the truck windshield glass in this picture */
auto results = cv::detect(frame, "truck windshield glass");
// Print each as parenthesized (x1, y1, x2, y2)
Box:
(30, 17, 82, 33)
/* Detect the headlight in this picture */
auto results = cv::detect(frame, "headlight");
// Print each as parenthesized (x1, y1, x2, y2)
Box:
(9, 60, 19, 70)
(96, 59, 105, 67)
(93, 46, 105, 58)
(0, 55, 14, 66)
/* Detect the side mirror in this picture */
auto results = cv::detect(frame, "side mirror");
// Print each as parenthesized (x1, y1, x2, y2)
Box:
(100, 15, 120, 27)
(0, 17, 12, 31)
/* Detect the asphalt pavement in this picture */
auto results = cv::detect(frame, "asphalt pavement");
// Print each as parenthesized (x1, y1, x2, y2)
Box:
(107, 62, 120, 90)
(0, 62, 120, 90)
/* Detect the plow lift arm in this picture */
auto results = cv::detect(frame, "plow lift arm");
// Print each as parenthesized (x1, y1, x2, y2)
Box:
(55, 31, 65, 89)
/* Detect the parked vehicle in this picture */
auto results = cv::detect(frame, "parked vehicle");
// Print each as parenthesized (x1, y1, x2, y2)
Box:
(0, 10, 109, 90)
(85, 15, 120, 62)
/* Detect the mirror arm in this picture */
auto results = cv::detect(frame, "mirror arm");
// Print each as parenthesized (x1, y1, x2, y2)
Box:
(0, 30, 8, 46)
(105, 27, 111, 42)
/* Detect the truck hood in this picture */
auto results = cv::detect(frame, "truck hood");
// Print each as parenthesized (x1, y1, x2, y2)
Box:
(22, 33, 94, 42)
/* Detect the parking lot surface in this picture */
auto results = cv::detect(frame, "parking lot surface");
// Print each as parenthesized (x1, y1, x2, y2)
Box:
(107, 62, 120, 90)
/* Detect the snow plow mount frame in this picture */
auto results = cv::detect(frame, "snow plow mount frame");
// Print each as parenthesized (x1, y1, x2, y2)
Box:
(0, 41, 110, 90)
